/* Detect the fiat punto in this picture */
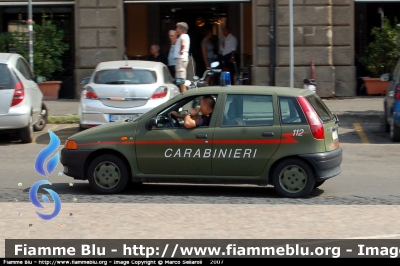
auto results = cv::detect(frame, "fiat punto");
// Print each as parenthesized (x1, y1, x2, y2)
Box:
(61, 86, 342, 198)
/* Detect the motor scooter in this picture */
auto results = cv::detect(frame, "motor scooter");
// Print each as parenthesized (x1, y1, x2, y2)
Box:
(184, 61, 221, 89)
(303, 78, 316, 93)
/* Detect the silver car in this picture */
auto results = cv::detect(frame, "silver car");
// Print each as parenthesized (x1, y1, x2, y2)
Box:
(79, 60, 183, 129)
(0, 53, 47, 143)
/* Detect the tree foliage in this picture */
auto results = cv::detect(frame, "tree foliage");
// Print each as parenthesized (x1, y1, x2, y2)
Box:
(360, 17, 400, 78)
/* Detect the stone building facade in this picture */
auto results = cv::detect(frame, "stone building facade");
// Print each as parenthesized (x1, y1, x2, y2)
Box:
(1, 0, 357, 98)
(73, 0, 355, 98)
(252, 0, 355, 97)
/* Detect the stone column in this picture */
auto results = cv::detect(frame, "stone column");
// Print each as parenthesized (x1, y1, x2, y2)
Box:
(253, 0, 355, 97)
(252, 0, 270, 85)
(74, 0, 124, 98)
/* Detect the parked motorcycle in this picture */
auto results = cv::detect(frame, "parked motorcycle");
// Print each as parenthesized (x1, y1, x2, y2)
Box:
(184, 61, 221, 89)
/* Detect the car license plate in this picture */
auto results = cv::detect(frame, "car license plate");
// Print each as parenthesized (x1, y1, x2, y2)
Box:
(332, 130, 338, 140)
(110, 114, 140, 122)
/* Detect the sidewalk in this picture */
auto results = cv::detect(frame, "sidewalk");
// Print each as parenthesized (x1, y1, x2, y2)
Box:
(1, 203, 400, 257)
(44, 96, 385, 123)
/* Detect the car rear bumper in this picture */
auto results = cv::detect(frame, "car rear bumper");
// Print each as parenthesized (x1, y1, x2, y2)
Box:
(60, 148, 93, 180)
(0, 107, 30, 130)
(299, 148, 342, 181)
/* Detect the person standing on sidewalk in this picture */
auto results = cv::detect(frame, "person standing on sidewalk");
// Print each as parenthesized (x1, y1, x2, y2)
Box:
(220, 27, 238, 84)
(148, 44, 168, 66)
(168, 30, 178, 78)
(174, 22, 190, 93)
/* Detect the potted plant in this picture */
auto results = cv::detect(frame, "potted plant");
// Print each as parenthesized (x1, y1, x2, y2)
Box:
(0, 13, 69, 100)
(360, 17, 400, 95)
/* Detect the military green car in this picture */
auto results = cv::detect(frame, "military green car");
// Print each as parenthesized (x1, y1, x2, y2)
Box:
(61, 86, 342, 198)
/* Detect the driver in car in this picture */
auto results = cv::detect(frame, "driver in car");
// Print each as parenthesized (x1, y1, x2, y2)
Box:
(170, 95, 215, 128)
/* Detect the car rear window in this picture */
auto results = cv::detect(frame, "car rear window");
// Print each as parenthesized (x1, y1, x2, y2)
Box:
(93, 69, 157, 84)
(305, 94, 335, 123)
(0, 64, 17, 90)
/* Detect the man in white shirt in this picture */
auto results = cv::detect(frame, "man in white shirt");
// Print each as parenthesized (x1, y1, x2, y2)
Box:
(221, 27, 238, 84)
(174, 22, 190, 93)
(168, 30, 177, 78)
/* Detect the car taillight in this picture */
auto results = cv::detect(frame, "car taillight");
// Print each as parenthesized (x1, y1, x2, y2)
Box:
(150, 86, 168, 99)
(395, 84, 400, 99)
(11, 82, 25, 106)
(85, 86, 99, 99)
(297, 96, 324, 140)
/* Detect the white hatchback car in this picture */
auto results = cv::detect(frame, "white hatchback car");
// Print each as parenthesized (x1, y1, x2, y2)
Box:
(79, 60, 183, 129)
(0, 53, 47, 143)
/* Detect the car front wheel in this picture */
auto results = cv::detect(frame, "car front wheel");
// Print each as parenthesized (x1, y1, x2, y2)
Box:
(390, 117, 400, 142)
(272, 158, 315, 198)
(87, 154, 130, 194)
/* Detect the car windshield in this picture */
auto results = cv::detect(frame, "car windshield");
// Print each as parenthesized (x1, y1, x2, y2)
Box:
(93, 69, 157, 84)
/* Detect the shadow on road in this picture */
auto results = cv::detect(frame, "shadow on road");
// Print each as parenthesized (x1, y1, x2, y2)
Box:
(19, 182, 325, 201)
(35, 127, 79, 145)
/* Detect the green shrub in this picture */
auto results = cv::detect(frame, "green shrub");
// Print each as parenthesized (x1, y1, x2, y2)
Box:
(0, 13, 69, 80)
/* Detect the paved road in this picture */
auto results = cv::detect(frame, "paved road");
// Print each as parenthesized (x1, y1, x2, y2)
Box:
(1, 120, 400, 258)
(1, 122, 399, 205)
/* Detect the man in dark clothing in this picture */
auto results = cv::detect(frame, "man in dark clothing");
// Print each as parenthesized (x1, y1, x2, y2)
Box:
(148, 44, 168, 66)
(170, 95, 215, 128)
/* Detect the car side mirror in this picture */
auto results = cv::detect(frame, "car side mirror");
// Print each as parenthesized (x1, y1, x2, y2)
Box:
(80, 77, 90, 85)
(380, 73, 390, 82)
(145, 118, 157, 130)
(36, 76, 46, 84)
(173, 78, 185, 86)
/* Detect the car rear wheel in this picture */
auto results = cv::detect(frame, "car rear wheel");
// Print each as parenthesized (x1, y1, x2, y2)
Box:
(34, 103, 48, 131)
(272, 158, 315, 198)
(390, 117, 400, 142)
(314, 180, 325, 189)
(19, 115, 33, 143)
(87, 154, 129, 194)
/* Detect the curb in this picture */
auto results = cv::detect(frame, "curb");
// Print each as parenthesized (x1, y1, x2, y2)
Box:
(335, 113, 384, 123)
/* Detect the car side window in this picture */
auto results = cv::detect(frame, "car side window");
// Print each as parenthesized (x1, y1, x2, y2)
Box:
(222, 94, 273, 126)
(16, 58, 34, 80)
(155, 95, 217, 129)
(279, 97, 307, 124)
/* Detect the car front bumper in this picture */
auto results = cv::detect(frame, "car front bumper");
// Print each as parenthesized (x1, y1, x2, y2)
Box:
(60, 148, 93, 180)
(299, 148, 343, 181)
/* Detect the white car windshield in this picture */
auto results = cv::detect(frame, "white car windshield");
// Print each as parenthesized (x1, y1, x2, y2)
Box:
(93, 69, 157, 84)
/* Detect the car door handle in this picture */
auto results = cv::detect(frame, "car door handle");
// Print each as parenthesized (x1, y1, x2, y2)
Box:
(196, 134, 208, 139)
(262, 132, 274, 137)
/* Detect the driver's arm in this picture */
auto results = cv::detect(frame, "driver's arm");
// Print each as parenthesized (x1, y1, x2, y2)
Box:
(169, 111, 186, 119)
(183, 114, 201, 129)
